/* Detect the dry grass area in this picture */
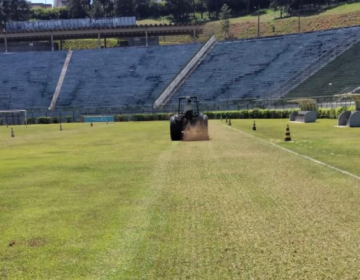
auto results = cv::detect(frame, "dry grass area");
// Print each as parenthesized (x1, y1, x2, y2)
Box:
(1, 121, 360, 278)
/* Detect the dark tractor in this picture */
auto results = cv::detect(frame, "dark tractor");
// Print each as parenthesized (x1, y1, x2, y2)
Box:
(170, 96, 209, 141)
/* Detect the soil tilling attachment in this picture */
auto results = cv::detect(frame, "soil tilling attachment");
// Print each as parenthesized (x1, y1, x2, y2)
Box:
(170, 96, 209, 141)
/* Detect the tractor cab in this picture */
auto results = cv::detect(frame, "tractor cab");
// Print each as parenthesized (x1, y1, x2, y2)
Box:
(177, 96, 200, 118)
(170, 96, 209, 141)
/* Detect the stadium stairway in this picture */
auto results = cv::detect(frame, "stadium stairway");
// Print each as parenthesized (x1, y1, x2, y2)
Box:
(285, 41, 360, 99)
(0, 51, 67, 110)
(55, 44, 201, 108)
(167, 26, 360, 104)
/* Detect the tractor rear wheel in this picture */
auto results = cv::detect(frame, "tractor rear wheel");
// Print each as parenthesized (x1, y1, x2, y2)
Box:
(170, 115, 182, 141)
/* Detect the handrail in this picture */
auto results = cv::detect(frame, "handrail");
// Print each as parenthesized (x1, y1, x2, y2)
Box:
(153, 35, 217, 109)
(49, 50, 73, 110)
(268, 31, 360, 100)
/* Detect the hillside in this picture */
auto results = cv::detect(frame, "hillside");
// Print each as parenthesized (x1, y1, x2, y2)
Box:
(59, 2, 360, 50)
(159, 2, 360, 45)
(285, 41, 360, 98)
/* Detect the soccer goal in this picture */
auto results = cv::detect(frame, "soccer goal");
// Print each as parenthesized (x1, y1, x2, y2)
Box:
(0, 110, 27, 126)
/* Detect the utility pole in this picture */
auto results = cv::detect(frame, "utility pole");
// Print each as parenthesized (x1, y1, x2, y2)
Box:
(257, 5, 260, 37)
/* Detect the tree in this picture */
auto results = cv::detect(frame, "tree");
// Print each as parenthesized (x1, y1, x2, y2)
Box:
(0, 0, 30, 29)
(136, 0, 150, 18)
(165, 0, 192, 20)
(68, 0, 87, 18)
(91, 0, 104, 18)
(114, 0, 136, 17)
(220, 3, 231, 38)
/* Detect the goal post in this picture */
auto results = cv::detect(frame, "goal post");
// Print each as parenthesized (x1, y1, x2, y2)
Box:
(0, 110, 27, 126)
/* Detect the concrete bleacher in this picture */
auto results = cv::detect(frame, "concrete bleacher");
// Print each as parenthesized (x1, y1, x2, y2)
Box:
(56, 44, 201, 108)
(286, 41, 360, 99)
(0, 51, 67, 110)
(169, 26, 360, 104)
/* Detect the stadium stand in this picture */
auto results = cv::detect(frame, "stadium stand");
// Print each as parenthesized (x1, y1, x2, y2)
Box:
(0, 51, 67, 110)
(285, 41, 360, 98)
(1, 26, 360, 113)
(168, 26, 360, 104)
(56, 44, 201, 108)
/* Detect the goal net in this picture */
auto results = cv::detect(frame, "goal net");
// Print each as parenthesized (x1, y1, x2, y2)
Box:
(0, 110, 27, 126)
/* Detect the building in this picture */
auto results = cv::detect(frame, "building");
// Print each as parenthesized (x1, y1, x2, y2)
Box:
(30, 2, 52, 9)
(54, 0, 67, 8)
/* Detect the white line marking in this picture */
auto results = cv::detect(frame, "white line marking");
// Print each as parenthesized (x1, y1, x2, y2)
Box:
(221, 123, 360, 181)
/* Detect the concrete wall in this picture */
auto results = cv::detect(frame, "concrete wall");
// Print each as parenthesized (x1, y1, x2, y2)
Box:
(0, 42, 58, 52)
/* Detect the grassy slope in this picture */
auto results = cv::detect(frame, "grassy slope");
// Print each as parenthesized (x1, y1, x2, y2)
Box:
(60, 2, 360, 49)
(286, 41, 360, 98)
(1, 121, 360, 278)
(154, 2, 360, 45)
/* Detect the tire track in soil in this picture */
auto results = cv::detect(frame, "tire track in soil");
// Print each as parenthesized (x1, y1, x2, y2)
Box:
(116, 122, 360, 279)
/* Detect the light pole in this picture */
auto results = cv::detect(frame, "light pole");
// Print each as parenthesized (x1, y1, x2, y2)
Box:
(257, 5, 260, 37)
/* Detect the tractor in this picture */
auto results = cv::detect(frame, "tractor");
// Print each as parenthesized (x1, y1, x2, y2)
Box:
(170, 96, 209, 141)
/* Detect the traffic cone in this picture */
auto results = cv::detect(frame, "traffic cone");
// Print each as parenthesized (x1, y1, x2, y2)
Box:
(220, 115, 222, 121)
(226, 118, 228, 123)
(60, 123, 63, 131)
(228, 119, 232, 126)
(91, 122, 93, 127)
(253, 121, 256, 131)
(11, 128, 14, 138)
(284, 125, 291, 141)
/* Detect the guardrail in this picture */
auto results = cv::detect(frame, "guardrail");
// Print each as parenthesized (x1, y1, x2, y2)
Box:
(153, 35, 217, 109)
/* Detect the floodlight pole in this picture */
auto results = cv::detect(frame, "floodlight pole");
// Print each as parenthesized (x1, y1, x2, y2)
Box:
(51, 34, 54, 51)
(4, 32, 8, 53)
(257, 5, 260, 37)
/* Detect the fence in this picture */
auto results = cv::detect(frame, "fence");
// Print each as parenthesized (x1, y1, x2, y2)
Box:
(6, 17, 136, 31)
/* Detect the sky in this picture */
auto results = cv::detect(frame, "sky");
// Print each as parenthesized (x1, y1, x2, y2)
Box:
(30, 0, 55, 7)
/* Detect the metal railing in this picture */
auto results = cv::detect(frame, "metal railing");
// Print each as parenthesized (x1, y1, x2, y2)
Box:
(268, 29, 360, 100)
(153, 35, 217, 109)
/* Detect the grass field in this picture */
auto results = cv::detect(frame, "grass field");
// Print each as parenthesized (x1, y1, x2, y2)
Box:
(1, 121, 360, 279)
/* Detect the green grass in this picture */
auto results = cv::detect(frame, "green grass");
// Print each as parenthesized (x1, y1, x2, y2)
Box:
(1, 121, 360, 279)
(229, 118, 360, 175)
(56, 2, 360, 49)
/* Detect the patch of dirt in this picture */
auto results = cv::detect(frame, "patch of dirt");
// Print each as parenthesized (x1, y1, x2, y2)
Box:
(27, 237, 47, 247)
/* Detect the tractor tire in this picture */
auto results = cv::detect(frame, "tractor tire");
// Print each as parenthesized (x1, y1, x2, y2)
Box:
(170, 115, 182, 141)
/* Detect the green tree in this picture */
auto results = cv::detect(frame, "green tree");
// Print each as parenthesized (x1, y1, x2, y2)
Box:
(165, 0, 192, 20)
(136, 0, 150, 18)
(220, 3, 231, 38)
(0, 0, 30, 29)
(114, 0, 136, 16)
(68, 0, 87, 18)
(91, 0, 104, 18)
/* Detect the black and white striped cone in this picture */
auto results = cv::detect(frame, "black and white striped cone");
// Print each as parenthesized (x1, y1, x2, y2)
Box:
(226, 118, 228, 123)
(284, 125, 291, 141)
(91, 122, 93, 127)
(11, 128, 14, 138)
(60, 123, 63, 131)
(228, 119, 232, 126)
(253, 121, 256, 131)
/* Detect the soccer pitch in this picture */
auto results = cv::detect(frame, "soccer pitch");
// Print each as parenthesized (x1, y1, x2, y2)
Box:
(1, 120, 360, 279)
